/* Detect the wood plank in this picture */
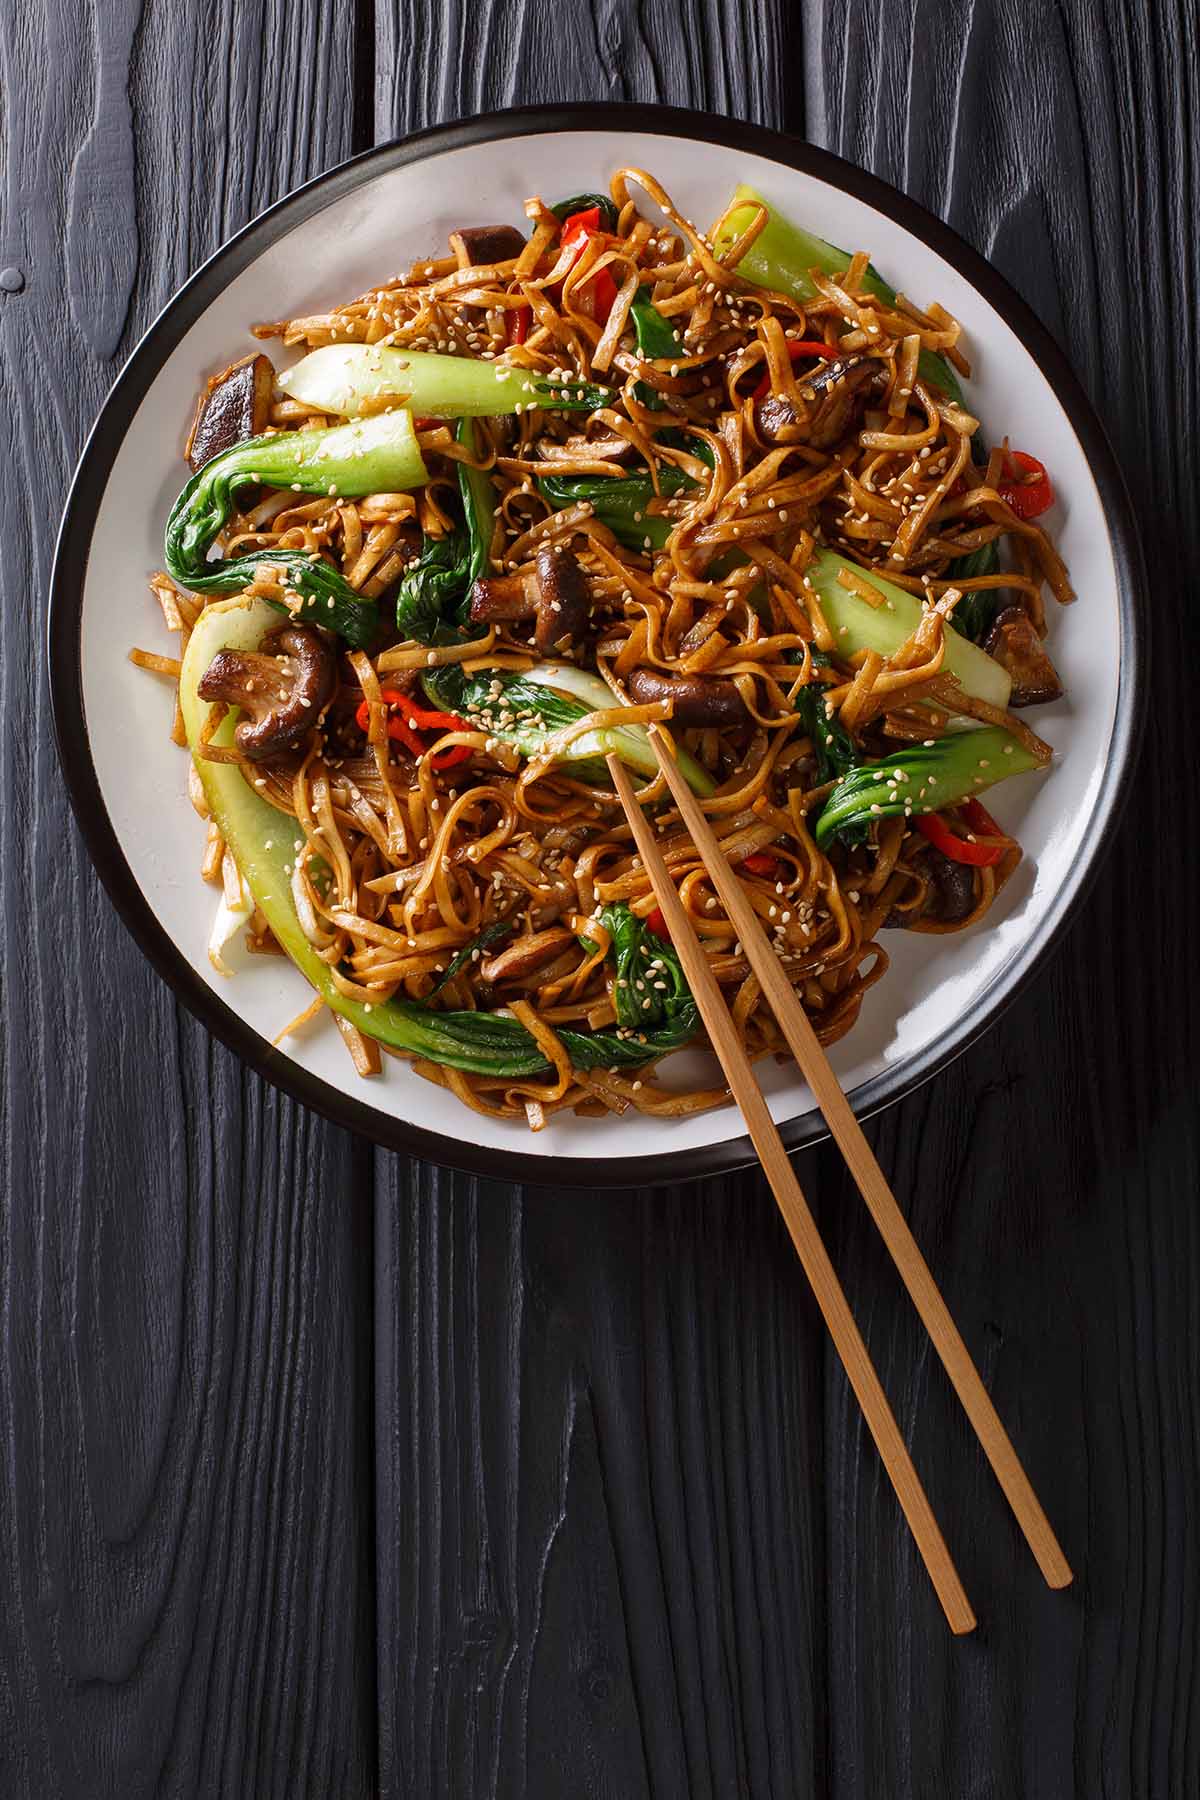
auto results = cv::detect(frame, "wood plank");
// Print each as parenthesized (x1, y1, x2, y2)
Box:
(370, 4, 1199, 1799)
(375, 1164, 826, 1798)
(371, 10, 828, 1796)
(373, 0, 791, 133)
(0, 4, 376, 1795)
(811, 1, 1200, 1794)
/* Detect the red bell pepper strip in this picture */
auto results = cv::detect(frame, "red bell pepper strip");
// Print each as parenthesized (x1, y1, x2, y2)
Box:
(959, 796, 1008, 840)
(646, 906, 671, 941)
(561, 206, 602, 248)
(751, 339, 838, 402)
(559, 206, 618, 324)
(356, 689, 473, 769)
(741, 850, 779, 876)
(355, 689, 424, 756)
(914, 809, 1005, 867)
(507, 304, 532, 346)
(400, 691, 474, 768)
(401, 700, 468, 731)
(998, 449, 1054, 519)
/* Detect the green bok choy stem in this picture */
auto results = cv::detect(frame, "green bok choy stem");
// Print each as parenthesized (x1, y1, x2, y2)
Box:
(278, 344, 610, 420)
(813, 726, 1044, 848)
(422, 662, 717, 796)
(179, 597, 698, 1075)
(165, 411, 429, 649)
(714, 183, 966, 404)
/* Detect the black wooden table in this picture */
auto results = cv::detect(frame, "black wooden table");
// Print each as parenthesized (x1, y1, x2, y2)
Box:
(2, 3, 1195, 1795)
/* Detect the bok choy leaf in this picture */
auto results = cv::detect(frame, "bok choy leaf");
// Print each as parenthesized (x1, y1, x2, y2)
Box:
(422, 662, 717, 795)
(178, 597, 698, 1075)
(165, 411, 429, 648)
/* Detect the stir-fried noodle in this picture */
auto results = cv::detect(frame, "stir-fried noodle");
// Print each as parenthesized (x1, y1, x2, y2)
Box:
(137, 169, 1071, 1129)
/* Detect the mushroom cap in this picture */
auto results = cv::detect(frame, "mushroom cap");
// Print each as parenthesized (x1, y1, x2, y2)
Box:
(756, 355, 886, 450)
(626, 666, 749, 728)
(926, 848, 978, 922)
(982, 606, 1064, 707)
(197, 623, 336, 761)
(533, 542, 591, 653)
(187, 354, 275, 473)
(449, 224, 527, 269)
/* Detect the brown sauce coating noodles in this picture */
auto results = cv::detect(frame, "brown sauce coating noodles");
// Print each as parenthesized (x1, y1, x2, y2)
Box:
(140, 170, 1070, 1129)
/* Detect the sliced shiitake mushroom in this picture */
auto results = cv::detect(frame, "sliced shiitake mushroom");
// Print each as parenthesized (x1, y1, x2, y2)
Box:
(187, 353, 275, 472)
(468, 543, 593, 652)
(982, 606, 1064, 707)
(533, 543, 590, 652)
(536, 432, 636, 467)
(885, 847, 977, 927)
(626, 667, 749, 727)
(449, 225, 526, 269)
(926, 849, 978, 922)
(197, 624, 336, 761)
(756, 355, 886, 450)
(469, 571, 535, 623)
(479, 925, 577, 985)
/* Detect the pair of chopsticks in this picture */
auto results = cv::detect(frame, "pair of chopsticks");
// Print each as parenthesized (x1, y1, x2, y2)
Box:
(606, 729, 1071, 1635)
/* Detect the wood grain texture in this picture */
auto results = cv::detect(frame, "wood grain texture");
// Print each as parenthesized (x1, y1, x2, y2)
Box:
(814, 3, 1199, 1795)
(373, 0, 795, 135)
(372, 16, 829, 1797)
(2, 0, 1195, 1796)
(375, 1166, 827, 1797)
(0, 4, 376, 1796)
(65, 0, 141, 356)
(371, 2, 1199, 1798)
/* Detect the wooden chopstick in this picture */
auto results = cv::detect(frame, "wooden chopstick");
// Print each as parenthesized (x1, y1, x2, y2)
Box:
(606, 752, 977, 1635)
(646, 723, 1073, 1592)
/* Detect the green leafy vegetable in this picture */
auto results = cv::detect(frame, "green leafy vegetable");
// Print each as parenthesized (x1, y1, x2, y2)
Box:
(538, 436, 712, 552)
(945, 541, 1002, 643)
(630, 287, 680, 359)
(550, 192, 620, 232)
(178, 597, 697, 1076)
(165, 412, 429, 648)
(805, 549, 1012, 709)
(538, 462, 695, 550)
(422, 916, 516, 1001)
(629, 287, 681, 408)
(395, 528, 471, 642)
(457, 416, 495, 586)
(813, 726, 1044, 849)
(422, 662, 716, 795)
(713, 183, 965, 405)
(593, 903, 694, 1036)
(395, 417, 495, 642)
(794, 681, 860, 784)
(279, 344, 610, 419)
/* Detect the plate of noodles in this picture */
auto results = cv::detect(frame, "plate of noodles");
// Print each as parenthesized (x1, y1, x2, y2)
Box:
(50, 106, 1142, 1183)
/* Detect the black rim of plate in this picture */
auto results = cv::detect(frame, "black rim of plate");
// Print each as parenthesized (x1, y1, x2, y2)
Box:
(48, 103, 1146, 1189)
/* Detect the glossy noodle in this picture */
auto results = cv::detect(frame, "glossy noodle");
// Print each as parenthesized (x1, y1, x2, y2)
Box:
(137, 169, 1071, 1129)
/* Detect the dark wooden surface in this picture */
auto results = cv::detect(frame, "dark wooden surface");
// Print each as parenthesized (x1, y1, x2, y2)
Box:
(1, 1, 1195, 1795)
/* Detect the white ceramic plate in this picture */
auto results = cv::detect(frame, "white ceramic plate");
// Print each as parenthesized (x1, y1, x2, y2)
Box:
(51, 107, 1143, 1184)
